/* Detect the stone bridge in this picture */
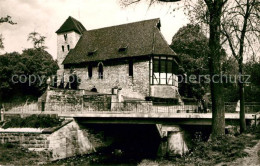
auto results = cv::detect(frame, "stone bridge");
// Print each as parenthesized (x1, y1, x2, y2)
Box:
(3, 101, 259, 126)
(61, 112, 258, 126)
(2, 101, 260, 156)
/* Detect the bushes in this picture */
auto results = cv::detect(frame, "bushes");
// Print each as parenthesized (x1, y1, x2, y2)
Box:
(2, 114, 63, 129)
(254, 125, 260, 139)
(140, 133, 258, 166)
(190, 135, 249, 164)
(167, 134, 257, 165)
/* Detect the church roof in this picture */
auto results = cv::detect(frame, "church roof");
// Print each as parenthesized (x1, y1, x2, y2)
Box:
(56, 16, 86, 34)
(63, 18, 177, 65)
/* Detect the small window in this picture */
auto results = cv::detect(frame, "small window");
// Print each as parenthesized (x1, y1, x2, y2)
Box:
(88, 52, 96, 56)
(161, 59, 167, 73)
(167, 60, 173, 73)
(88, 64, 92, 79)
(118, 45, 128, 53)
(129, 59, 133, 76)
(64, 34, 67, 41)
(62, 45, 64, 52)
(67, 45, 70, 51)
(88, 49, 97, 56)
(118, 47, 127, 53)
(157, 22, 161, 30)
(88, 52, 94, 56)
(98, 63, 103, 79)
(153, 58, 159, 73)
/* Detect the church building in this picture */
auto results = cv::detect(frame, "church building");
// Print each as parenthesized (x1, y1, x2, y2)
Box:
(55, 16, 180, 102)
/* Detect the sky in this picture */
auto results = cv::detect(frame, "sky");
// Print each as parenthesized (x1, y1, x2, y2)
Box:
(0, 0, 189, 59)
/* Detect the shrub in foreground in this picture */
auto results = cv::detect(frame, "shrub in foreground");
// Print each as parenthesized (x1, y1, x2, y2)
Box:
(2, 114, 63, 129)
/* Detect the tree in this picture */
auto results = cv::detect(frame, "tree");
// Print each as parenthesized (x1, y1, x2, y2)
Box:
(0, 34, 4, 49)
(122, 0, 227, 138)
(220, 0, 260, 133)
(0, 15, 16, 24)
(0, 52, 21, 100)
(0, 15, 16, 49)
(204, 0, 227, 137)
(244, 60, 260, 103)
(171, 24, 209, 99)
(171, 24, 228, 101)
(0, 49, 58, 102)
(188, 0, 260, 133)
(217, 56, 242, 104)
(27, 31, 47, 50)
(20, 49, 58, 93)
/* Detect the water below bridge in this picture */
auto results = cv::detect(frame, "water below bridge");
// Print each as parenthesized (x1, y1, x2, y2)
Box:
(50, 124, 212, 165)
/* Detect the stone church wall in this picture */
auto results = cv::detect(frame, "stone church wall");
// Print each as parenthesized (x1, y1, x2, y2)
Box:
(63, 61, 150, 100)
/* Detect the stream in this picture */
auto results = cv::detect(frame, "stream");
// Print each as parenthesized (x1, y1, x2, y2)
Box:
(48, 124, 211, 166)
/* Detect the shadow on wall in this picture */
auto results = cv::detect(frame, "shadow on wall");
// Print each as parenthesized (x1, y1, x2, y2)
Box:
(76, 122, 162, 159)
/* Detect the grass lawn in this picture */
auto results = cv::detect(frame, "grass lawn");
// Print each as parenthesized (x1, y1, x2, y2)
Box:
(0, 143, 47, 165)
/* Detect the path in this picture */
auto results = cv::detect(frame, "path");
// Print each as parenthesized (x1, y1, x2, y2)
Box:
(217, 139, 260, 166)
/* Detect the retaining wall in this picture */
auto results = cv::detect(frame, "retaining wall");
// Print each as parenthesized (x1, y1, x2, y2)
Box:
(0, 120, 101, 161)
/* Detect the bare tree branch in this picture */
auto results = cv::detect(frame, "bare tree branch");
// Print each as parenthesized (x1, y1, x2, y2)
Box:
(27, 31, 47, 50)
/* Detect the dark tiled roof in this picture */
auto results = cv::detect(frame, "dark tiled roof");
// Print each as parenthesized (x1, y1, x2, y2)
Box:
(56, 16, 86, 34)
(63, 18, 176, 64)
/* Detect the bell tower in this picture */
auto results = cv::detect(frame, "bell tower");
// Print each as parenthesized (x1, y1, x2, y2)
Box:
(55, 16, 86, 85)
(56, 16, 86, 69)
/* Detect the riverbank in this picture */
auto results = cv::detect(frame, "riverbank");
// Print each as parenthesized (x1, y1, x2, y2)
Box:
(216, 140, 260, 166)
(1, 126, 259, 165)
(43, 128, 260, 166)
(138, 131, 260, 166)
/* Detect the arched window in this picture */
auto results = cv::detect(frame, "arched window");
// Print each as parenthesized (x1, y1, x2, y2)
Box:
(88, 64, 92, 79)
(98, 63, 103, 79)
(69, 74, 79, 90)
(62, 45, 64, 52)
(129, 59, 133, 77)
(64, 34, 67, 41)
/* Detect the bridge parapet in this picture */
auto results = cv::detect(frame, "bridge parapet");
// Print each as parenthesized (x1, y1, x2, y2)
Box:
(41, 101, 198, 114)
(2, 101, 260, 121)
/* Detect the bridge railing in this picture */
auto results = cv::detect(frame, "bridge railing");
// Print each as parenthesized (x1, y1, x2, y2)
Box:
(2, 101, 259, 114)
(111, 102, 198, 113)
(3, 102, 39, 113)
(224, 102, 260, 113)
(2, 101, 199, 114)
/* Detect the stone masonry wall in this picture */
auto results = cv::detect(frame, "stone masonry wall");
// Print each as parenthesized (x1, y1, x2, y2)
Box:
(63, 61, 150, 100)
(0, 120, 103, 161)
(47, 120, 94, 160)
(44, 89, 83, 112)
(83, 94, 112, 111)
(0, 133, 50, 149)
(43, 89, 112, 112)
(151, 85, 178, 98)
